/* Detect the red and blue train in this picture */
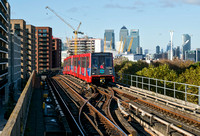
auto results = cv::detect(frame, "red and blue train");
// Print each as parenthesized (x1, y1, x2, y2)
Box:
(63, 53, 115, 84)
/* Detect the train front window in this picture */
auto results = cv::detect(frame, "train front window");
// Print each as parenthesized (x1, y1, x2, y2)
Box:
(92, 57, 98, 68)
(105, 57, 112, 67)
(99, 56, 105, 69)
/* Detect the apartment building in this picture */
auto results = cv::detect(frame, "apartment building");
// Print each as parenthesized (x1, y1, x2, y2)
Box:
(26, 25, 36, 75)
(35, 27, 52, 73)
(10, 19, 27, 81)
(0, 0, 10, 104)
(8, 33, 21, 101)
(52, 38, 61, 68)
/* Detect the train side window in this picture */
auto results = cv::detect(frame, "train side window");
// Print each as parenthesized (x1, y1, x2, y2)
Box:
(105, 57, 112, 67)
(82, 57, 86, 68)
(70, 58, 71, 69)
(80, 57, 82, 68)
(64, 60, 66, 67)
(92, 57, 98, 68)
(86, 57, 89, 68)
(74, 58, 76, 67)
(67, 59, 69, 71)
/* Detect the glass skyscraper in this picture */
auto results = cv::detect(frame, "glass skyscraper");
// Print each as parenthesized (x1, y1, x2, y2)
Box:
(104, 29, 115, 49)
(182, 34, 191, 60)
(119, 27, 140, 53)
(129, 29, 140, 54)
(156, 45, 160, 54)
(119, 26, 129, 52)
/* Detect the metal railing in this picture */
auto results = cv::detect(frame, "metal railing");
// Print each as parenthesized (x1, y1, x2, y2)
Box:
(1, 70, 35, 136)
(116, 73, 200, 105)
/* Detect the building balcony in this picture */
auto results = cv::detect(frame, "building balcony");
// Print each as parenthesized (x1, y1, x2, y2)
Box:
(39, 55, 49, 58)
(14, 26, 21, 30)
(27, 47, 31, 51)
(39, 31, 48, 34)
(0, 77, 7, 88)
(0, 8, 7, 21)
(0, 33, 7, 42)
(39, 51, 49, 54)
(39, 34, 49, 37)
(0, 20, 7, 31)
(39, 39, 48, 42)
(0, 58, 8, 63)
(39, 63, 49, 67)
(27, 63, 31, 66)
(0, 0, 7, 10)
(0, 68, 7, 75)
(39, 47, 48, 50)
(39, 59, 49, 62)
(0, 45, 7, 52)
(38, 43, 48, 46)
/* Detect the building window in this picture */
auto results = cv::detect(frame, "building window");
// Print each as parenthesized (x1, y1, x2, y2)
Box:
(38, 29, 42, 32)
(14, 24, 20, 29)
(15, 30, 20, 36)
(43, 29, 47, 33)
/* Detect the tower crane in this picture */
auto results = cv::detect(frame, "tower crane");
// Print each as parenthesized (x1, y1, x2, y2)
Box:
(46, 6, 84, 55)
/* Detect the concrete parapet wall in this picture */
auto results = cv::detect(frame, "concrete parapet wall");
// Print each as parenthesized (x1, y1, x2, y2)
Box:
(1, 71, 35, 136)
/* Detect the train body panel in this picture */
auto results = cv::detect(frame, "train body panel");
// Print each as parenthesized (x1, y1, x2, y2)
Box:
(63, 53, 114, 84)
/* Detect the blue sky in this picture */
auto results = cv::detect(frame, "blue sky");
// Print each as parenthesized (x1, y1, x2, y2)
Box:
(8, 0, 200, 53)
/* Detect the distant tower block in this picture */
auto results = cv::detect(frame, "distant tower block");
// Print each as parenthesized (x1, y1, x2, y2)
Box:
(170, 31, 174, 60)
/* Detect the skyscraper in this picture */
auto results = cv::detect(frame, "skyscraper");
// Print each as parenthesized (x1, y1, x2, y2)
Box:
(129, 29, 140, 54)
(104, 29, 115, 49)
(185, 48, 200, 62)
(175, 46, 180, 59)
(182, 34, 191, 60)
(136, 47, 142, 54)
(119, 26, 128, 52)
(144, 49, 149, 55)
(166, 41, 171, 52)
(156, 45, 160, 54)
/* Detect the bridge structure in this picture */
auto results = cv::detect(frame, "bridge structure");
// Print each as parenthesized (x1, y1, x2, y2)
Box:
(0, 71, 199, 136)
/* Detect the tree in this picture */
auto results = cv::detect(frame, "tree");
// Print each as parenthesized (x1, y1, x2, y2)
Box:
(177, 66, 200, 104)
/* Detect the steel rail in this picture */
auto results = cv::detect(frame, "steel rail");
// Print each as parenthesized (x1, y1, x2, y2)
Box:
(56, 75, 127, 136)
(112, 87, 199, 135)
(47, 78, 85, 136)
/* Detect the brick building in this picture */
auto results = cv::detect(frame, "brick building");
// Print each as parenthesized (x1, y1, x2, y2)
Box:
(35, 27, 52, 73)
(52, 38, 62, 68)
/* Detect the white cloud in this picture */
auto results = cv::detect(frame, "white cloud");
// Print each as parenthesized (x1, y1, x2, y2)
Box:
(164, 0, 200, 6)
(182, 0, 200, 5)
(104, 4, 137, 10)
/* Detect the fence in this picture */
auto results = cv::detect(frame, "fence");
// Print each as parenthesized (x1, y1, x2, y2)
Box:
(115, 73, 200, 105)
(1, 71, 35, 136)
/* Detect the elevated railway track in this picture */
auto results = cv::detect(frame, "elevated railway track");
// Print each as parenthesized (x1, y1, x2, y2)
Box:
(48, 74, 200, 136)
